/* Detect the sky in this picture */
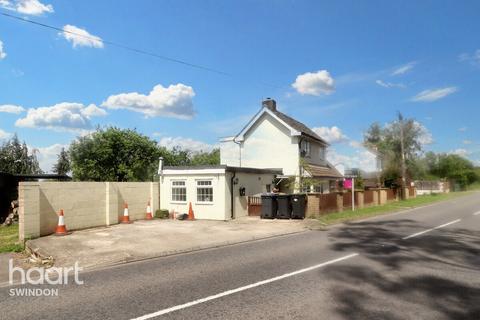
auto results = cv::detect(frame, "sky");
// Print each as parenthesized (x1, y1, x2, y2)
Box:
(1, 0, 479, 172)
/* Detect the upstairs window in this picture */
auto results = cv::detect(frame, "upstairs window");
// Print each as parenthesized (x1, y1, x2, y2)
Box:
(319, 147, 326, 160)
(171, 180, 186, 202)
(197, 180, 213, 202)
(300, 140, 311, 157)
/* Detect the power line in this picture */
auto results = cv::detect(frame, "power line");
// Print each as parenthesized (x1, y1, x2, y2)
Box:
(1, 11, 234, 76)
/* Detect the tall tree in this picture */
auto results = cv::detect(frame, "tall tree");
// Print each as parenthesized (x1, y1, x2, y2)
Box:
(364, 115, 427, 192)
(52, 147, 71, 176)
(431, 154, 477, 188)
(0, 134, 42, 174)
(69, 127, 160, 181)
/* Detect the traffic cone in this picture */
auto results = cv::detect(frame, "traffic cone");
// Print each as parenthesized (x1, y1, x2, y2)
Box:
(145, 201, 153, 220)
(55, 209, 68, 236)
(121, 202, 133, 224)
(188, 202, 195, 220)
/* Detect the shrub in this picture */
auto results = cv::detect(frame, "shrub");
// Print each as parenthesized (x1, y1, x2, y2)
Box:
(155, 209, 169, 219)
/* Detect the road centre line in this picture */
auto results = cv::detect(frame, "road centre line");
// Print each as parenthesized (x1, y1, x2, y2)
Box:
(131, 253, 359, 319)
(402, 219, 461, 240)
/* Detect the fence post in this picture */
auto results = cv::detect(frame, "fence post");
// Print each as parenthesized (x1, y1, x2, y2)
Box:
(356, 191, 364, 209)
(336, 192, 344, 212)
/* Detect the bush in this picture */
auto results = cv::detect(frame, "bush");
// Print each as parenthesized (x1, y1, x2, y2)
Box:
(155, 209, 169, 219)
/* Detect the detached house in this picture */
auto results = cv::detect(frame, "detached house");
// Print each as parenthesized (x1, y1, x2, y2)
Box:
(220, 99, 343, 193)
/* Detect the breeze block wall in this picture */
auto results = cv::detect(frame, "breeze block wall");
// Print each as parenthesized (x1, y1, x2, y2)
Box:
(18, 181, 159, 240)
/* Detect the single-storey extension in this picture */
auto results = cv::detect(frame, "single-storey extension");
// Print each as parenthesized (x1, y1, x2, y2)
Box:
(159, 165, 282, 220)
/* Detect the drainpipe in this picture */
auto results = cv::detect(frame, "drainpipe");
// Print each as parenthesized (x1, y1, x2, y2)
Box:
(230, 170, 236, 219)
(233, 138, 242, 167)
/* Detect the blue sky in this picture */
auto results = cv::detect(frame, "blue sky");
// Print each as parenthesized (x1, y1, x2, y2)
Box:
(1, 0, 479, 172)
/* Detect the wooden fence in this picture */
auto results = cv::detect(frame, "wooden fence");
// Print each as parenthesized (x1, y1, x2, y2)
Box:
(364, 190, 375, 205)
(247, 196, 262, 216)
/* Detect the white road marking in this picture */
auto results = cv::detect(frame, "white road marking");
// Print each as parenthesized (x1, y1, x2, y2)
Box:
(130, 253, 359, 320)
(402, 219, 461, 240)
(473, 211, 480, 216)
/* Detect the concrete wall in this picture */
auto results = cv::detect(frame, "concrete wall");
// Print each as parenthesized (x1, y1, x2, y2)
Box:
(18, 181, 159, 240)
(159, 173, 228, 220)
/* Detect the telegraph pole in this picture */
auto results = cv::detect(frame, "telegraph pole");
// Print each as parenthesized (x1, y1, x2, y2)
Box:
(398, 112, 407, 200)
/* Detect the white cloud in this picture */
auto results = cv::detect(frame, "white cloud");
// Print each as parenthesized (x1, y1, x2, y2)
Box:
(15, 102, 106, 132)
(414, 121, 434, 145)
(458, 127, 468, 132)
(463, 140, 472, 145)
(0, 0, 53, 15)
(450, 148, 470, 157)
(411, 87, 457, 102)
(60, 25, 104, 49)
(327, 148, 378, 174)
(312, 126, 347, 144)
(375, 79, 405, 88)
(292, 70, 335, 96)
(158, 136, 216, 153)
(102, 83, 196, 119)
(0, 128, 12, 140)
(391, 62, 416, 76)
(458, 49, 480, 67)
(32, 143, 68, 173)
(0, 104, 25, 114)
(0, 40, 6, 60)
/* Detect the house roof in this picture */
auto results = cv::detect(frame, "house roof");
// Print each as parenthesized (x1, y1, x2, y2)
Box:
(234, 106, 329, 145)
(305, 163, 343, 179)
(271, 110, 328, 145)
(162, 165, 282, 175)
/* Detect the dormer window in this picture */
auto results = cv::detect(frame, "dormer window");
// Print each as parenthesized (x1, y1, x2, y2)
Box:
(300, 140, 311, 157)
(319, 146, 326, 160)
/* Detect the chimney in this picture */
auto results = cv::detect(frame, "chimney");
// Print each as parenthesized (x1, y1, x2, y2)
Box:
(262, 98, 276, 111)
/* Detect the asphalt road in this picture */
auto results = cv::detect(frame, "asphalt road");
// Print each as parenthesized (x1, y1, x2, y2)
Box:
(1, 193, 479, 320)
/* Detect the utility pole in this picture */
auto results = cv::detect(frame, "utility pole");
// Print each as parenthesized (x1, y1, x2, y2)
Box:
(398, 112, 407, 200)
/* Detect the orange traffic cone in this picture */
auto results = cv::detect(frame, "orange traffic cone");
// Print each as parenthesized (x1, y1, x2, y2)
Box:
(121, 202, 133, 224)
(145, 201, 153, 220)
(188, 202, 195, 220)
(55, 209, 68, 236)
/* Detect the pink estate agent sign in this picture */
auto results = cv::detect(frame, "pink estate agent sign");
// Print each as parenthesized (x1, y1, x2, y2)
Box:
(344, 179, 353, 189)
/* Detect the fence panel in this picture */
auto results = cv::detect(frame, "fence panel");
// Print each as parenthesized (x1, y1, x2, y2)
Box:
(364, 190, 374, 205)
(247, 196, 262, 216)
(386, 189, 396, 201)
(319, 193, 338, 213)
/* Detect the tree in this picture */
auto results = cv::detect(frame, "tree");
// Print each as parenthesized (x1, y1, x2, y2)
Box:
(364, 115, 427, 194)
(52, 148, 71, 175)
(189, 149, 220, 166)
(0, 134, 42, 174)
(69, 127, 160, 181)
(432, 154, 477, 188)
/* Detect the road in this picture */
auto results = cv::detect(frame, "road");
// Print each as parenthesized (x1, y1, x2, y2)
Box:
(1, 193, 479, 319)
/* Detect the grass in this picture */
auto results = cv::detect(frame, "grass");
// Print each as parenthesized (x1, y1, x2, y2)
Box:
(0, 224, 24, 253)
(316, 191, 474, 226)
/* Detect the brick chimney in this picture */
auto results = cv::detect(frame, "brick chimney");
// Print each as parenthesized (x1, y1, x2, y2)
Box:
(262, 98, 276, 111)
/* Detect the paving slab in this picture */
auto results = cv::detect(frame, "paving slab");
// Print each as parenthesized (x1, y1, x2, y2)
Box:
(26, 218, 307, 270)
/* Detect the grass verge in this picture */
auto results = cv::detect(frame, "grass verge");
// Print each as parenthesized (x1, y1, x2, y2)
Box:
(316, 191, 474, 226)
(0, 224, 23, 253)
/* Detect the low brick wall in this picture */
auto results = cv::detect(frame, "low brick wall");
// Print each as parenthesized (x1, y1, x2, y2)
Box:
(18, 181, 159, 240)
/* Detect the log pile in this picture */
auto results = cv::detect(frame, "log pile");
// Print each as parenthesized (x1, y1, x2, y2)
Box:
(3, 200, 19, 226)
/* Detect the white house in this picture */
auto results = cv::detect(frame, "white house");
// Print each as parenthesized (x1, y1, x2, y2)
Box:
(159, 164, 281, 220)
(220, 99, 343, 193)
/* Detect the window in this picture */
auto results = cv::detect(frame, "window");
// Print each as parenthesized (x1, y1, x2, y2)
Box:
(319, 147, 326, 160)
(197, 180, 213, 202)
(171, 180, 186, 202)
(266, 184, 271, 193)
(300, 140, 311, 157)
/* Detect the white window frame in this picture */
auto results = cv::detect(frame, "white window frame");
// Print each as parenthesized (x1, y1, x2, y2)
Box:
(301, 140, 311, 157)
(319, 146, 326, 160)
(196, 179, 213, 203)
(171, 180, 187, 203)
